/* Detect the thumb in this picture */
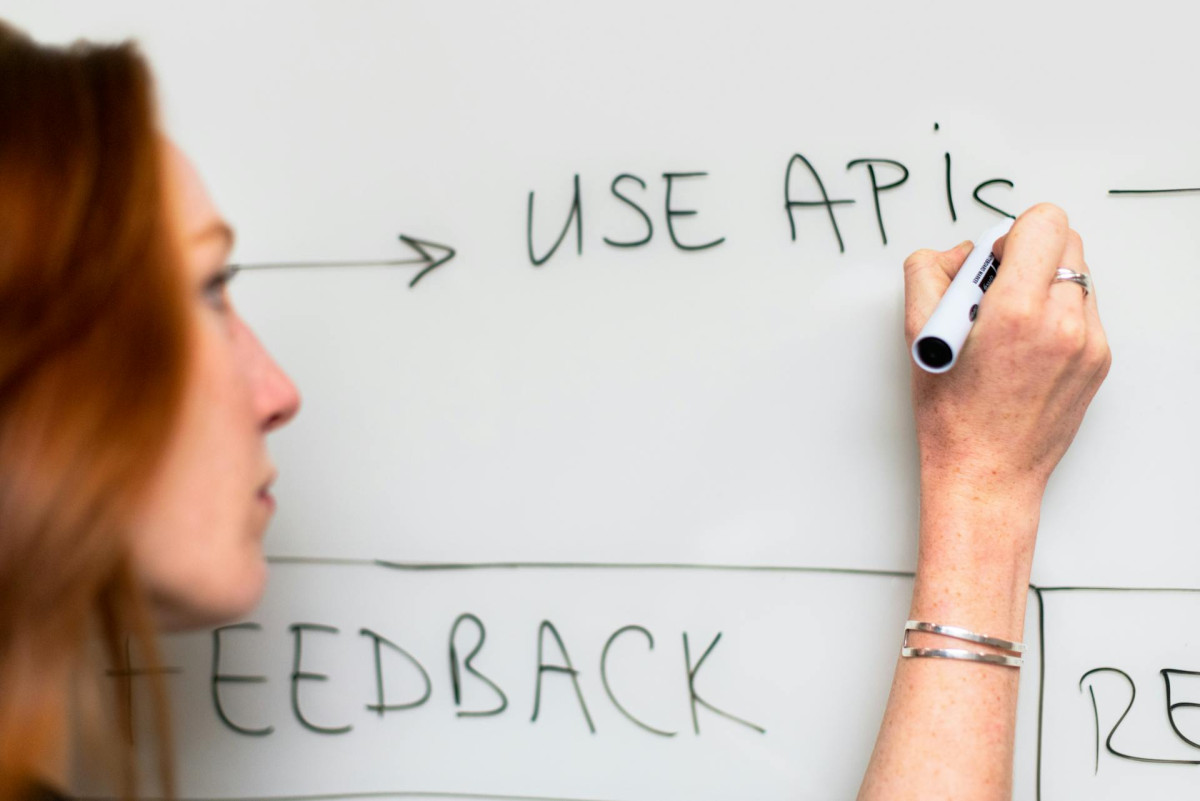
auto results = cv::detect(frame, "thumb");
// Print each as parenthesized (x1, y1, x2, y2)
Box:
(903, 240, 973, 347)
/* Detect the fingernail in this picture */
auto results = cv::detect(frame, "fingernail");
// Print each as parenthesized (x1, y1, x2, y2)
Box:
(957, 239, 973, 250)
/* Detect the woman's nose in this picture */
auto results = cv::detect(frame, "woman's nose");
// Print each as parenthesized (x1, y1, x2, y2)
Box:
(260, 355, 300, 433)
(239, 317, 301, 433)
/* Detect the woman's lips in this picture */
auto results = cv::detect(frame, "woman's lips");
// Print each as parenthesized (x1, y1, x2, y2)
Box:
(257, 472, 277, 514)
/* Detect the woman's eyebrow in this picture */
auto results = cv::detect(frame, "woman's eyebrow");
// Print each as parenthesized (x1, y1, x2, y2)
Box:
(192, 220, 236, 252)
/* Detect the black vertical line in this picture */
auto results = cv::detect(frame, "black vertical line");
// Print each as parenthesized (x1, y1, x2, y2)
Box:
(1035, 586, 1046, 801)
(1089, 685, 1100, 775)
(944, 153, 957, 222)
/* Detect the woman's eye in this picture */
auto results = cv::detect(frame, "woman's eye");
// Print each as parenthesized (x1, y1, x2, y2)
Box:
(202, 266, 236, 312)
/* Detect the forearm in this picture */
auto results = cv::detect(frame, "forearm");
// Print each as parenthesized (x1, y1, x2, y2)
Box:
(858, 480, 1041, 801)
(863, 206, 1109, 800)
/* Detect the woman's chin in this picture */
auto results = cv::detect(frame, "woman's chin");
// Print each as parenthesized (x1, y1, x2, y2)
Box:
(150, 559, 269, 631)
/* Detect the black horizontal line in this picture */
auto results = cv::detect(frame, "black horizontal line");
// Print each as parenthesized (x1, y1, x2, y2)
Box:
(265, 555, 913, 579)
(231, 258, 426, 271)
(1108, 187, 1200, 195)
(80, 792, 621, 801)
(1034, 585, 1200, 593)
(267, 556, 378, 567)
(264, 556, 1200, 593)
(378, 560, 914, 578)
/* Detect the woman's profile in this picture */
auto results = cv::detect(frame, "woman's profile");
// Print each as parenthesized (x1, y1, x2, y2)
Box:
(0, 22, 298, 799)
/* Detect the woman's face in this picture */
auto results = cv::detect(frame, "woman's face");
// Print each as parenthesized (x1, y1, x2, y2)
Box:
(131, 143, 300, 630)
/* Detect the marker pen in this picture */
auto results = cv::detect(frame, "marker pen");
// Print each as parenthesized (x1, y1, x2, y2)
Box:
(911, 219, 1015, 373)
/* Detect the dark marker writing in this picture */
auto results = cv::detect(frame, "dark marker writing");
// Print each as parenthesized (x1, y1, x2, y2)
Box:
(449, 613, 508, 717)
(106, 637, 182, 743)
(1161, 669, 1200, 749)
(973, 178, 1016, 220)
(600, 625, 677, 738)
(1087, 682, 1100, 775)
(683, 632, 765, 735)
(603, 174, 654, 248)
(784, 153, 855, 254)
(398, 235, 457, 288)
(228, 234, 455, 289)
(1079, 666, 1200, 769)
(661, 172, 726, 251)
(290, 623, 352, 735)
(846, 159, 910, 246)
(527, 174, 583, 266)
(195, 615, 769, 739)
(359, 627, 432, 716)
(944, 153, 957, 222)
(1109, 186, 1200, 195)
(532, 620, 595, 734)
(211, 623, 273, 736)
(935, 122, 958, 223)
(228, 133, 1200, 286)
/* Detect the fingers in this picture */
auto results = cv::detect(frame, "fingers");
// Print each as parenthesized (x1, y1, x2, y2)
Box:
(1034, 228, 1090, 364)
(1080, 261, 1105, 344)
(988, 203, 1069, 312)
(1002, 217, 1111, 384)
(1045, 228, 1088, 315)
(903, 240, 973, 347)
(1038, 227, 1109, 380)
(1061, 232, 1111, 385)
(990, 226, 1010, 261)
(1053, 229, 1103, 333)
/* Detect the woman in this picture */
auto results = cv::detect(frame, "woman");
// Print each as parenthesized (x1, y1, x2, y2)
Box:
(0, 21, 1108, 801)
(0, 23, 298, 800)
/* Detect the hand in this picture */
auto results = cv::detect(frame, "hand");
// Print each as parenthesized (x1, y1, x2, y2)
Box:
(903, 204, 1111, 511)
(858, 204, 1111, 801)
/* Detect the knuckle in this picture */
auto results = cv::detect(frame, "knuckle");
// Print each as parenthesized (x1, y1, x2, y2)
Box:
(1090, 347, 1113, 384)
(994, 298, 1037, 332)
(1052, 315, 1087, 355)
(1066, 228, 1084, 251)
(1025, 202, 1069, 230)
(904, 249, 937, 274)
(904, 318, 921, 345)
(1086, 334, 1112, 371)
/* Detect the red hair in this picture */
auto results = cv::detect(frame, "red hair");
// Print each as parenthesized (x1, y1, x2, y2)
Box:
(0, 21, 188, 799)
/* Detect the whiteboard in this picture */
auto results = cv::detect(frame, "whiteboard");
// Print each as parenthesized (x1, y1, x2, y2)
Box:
(8, 1, 1200, 798)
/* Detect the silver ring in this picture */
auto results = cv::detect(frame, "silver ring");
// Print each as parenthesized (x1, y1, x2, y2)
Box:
(1053, 267, 1091, 296)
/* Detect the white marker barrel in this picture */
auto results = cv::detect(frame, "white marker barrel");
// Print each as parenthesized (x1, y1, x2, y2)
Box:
(911, 219, 1015, 373)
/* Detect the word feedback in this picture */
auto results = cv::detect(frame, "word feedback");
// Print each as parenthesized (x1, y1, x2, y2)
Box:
(167, 615, 767, 739)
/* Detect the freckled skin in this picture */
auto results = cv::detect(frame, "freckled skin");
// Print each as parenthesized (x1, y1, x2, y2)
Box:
(130, 142, 300, 631)
(859, 204, 1111, 801)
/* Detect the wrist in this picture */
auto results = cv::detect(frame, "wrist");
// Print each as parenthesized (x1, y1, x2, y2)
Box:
(908, 563, 1031, 648)
(918, 449, 1049, 506)
(911, 482, 1042, 644)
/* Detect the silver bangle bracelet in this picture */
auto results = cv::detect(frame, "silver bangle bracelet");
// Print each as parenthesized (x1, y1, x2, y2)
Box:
(901, 646, 1024, 668)
(904, 620, 1026, 654)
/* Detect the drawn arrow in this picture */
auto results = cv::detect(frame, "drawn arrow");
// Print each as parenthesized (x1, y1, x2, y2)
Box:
(229, 234, 456, 289)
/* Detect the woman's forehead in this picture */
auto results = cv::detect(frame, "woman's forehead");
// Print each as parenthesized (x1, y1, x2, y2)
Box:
(162, 138, 225, 241)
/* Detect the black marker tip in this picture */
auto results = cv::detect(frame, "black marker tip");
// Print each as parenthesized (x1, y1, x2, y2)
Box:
(916, 337, 953, 369)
